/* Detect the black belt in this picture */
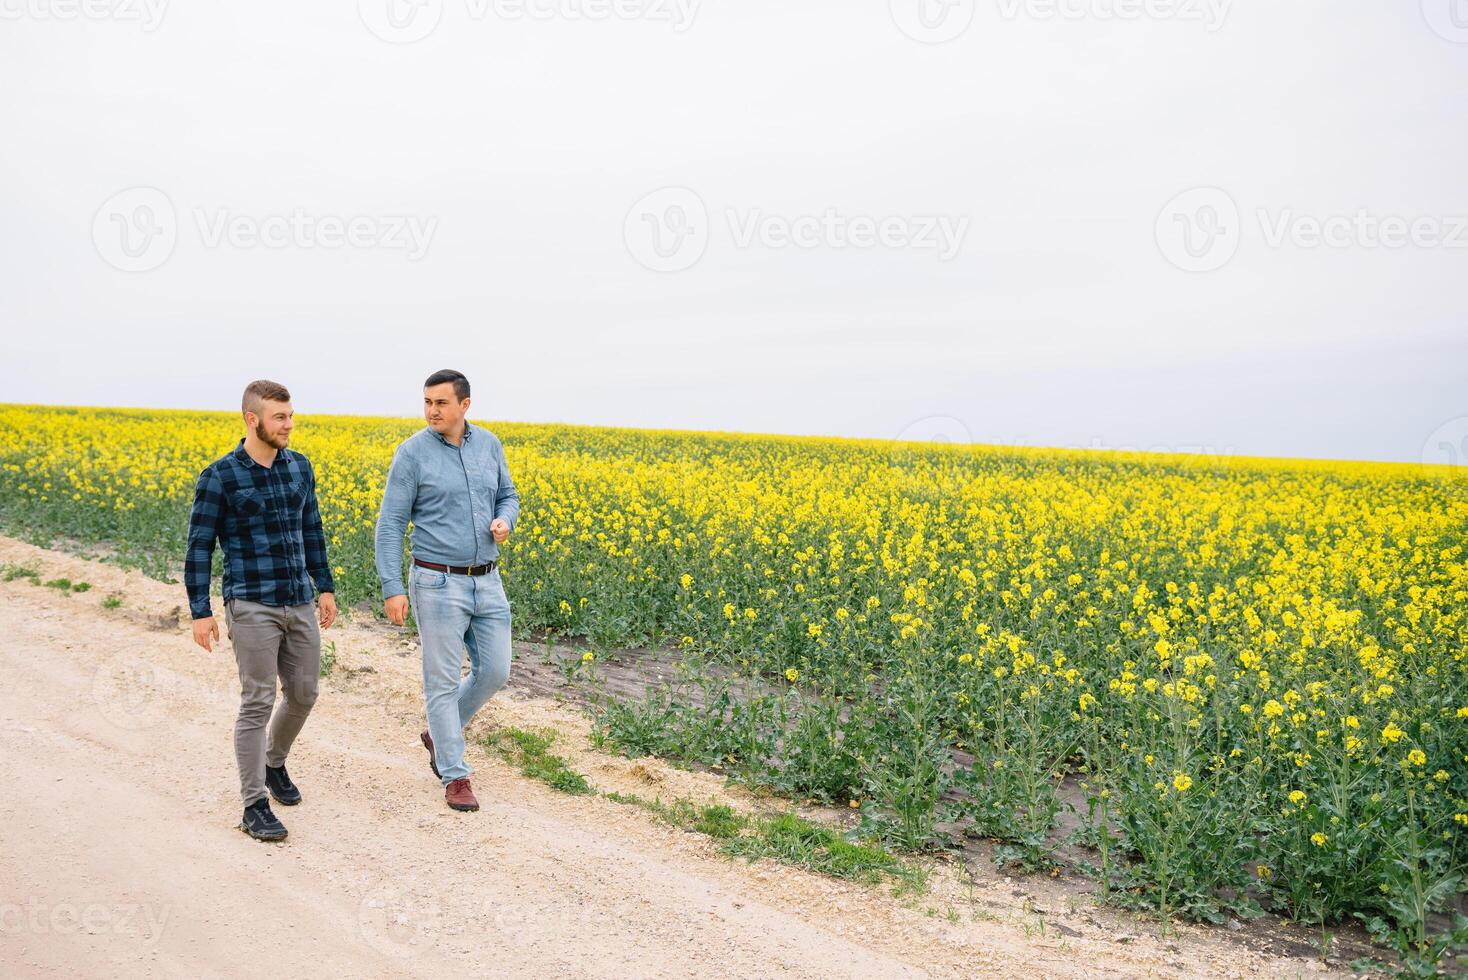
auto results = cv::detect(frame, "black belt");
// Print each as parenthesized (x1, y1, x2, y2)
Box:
(414, 558, 496, 576)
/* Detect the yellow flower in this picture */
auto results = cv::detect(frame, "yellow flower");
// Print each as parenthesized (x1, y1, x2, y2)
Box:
(581, 651, 595, 664)
(784, 667, 799, 683)
(1381, 722, 1405, 743)
(1311, 833, 1328, 847)
(1172, 772, 1193, 793)
(1406, 748, 1426, 767)
(1288, 790, 1307, 806)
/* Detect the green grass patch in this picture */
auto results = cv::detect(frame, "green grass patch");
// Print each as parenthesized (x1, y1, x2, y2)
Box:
(602, 788, 925, 892)
(101, 596, 122, 609)
(43, 577, 72, 591)
(479, 726, 595, 796)
(70, 581, 91, 593)
(1, 563, 41, 584)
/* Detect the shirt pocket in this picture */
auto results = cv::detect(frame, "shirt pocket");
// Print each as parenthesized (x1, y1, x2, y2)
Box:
(284, 478, 309, 513)
(228, 486, 266, 519)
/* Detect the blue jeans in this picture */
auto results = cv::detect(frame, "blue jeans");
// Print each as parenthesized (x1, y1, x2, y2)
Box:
(408, 563, 512, 784)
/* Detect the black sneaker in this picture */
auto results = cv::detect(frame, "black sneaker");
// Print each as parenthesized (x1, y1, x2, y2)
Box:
(239, 798, 288, 841)
(265, 764, 302, 806)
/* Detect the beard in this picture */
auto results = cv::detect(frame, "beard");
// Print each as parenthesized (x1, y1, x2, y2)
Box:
(254, 421, 289, 449)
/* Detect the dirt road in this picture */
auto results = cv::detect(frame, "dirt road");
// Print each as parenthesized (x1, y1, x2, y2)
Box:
(0, 537, 1344, 979)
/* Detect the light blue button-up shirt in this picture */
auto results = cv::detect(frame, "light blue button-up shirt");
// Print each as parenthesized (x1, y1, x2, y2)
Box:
(374, 423, 520, 599)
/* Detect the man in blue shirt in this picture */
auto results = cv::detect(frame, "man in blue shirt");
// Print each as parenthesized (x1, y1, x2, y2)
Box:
(186, 379, 337, 841)
(374, 369, 520, 812)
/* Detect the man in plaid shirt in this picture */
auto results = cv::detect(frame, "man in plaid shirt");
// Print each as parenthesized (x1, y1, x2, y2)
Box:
(186, 380, 336, 842)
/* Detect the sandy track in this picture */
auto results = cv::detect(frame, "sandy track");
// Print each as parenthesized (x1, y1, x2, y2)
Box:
(0, 537, 1344, 979)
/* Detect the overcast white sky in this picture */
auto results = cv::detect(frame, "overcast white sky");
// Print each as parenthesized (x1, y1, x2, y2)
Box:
(2, 1, 1465, 464)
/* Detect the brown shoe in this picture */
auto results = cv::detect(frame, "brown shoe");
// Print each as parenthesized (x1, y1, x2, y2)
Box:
(445, 777, 479, 812)
(420, 729, 440, 779)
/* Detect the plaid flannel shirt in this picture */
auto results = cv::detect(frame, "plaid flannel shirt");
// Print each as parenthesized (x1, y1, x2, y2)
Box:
(185, 439, 334, 620)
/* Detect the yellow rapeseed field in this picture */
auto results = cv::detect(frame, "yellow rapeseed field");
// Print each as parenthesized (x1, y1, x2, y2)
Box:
(1, 404, 1464, 964)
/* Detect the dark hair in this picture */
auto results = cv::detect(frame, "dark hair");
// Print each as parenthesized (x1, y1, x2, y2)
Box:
(242, 379, 291, 417)
(424, 369, 470, 402)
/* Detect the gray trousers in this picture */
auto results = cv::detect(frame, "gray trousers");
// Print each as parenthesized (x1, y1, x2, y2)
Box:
(223, 598, 320, 806)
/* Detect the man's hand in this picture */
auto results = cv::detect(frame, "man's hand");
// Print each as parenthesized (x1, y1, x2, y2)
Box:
(318, 592, 337, 630)
(192, 615, 220, 652)
(490, 517, 511, 544)
(385, 594, 409, 626)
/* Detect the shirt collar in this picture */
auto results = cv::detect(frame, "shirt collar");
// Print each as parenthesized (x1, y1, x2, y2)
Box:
(431, 423, 473, 445)
(233, 438, 283, 469)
